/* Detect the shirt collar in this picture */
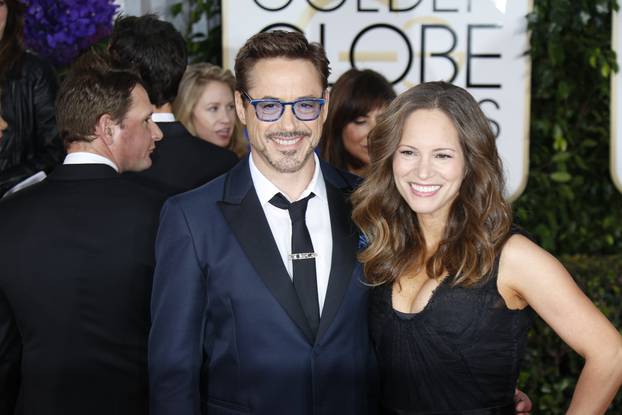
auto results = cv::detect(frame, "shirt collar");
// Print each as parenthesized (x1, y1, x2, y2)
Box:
(151, 112, 175, 122)
(63, 152, 119, 172)
(249, 152, 326, 206)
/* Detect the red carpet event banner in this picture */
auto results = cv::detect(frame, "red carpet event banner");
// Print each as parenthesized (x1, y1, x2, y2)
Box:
(223, 0, 532, 200)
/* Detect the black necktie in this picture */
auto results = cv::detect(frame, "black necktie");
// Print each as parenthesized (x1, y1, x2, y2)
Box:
(269, 192, 320, 337)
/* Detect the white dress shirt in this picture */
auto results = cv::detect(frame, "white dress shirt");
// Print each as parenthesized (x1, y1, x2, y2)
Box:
(249, 153, 333, 314)
(151, 112, 175, 122)
(63, 152, 119, 172)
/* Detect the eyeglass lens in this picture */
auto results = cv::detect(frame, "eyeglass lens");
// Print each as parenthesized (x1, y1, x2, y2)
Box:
(256, 100, 322, 121)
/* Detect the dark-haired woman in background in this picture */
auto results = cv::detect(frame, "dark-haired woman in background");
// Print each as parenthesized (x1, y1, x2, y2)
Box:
(320, 68, 395, 176)
(0, 0, 63, 196)
(352, 81, 622, 414)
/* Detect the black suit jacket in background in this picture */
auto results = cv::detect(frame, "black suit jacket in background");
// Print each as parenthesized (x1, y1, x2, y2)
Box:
(0, 164, 166, 415)
(124, 121, 238, 196)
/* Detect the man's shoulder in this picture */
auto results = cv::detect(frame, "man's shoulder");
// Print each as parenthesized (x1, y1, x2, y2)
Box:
(153, 122, 239, 182)
(159, 123, 237, 155)
(163, 172, 228, 210)
(157, 121, 192, 142)
(0, 171, 165, 214)
(320, 161, 362, 191)
(117, 176, 168, 205)
(0, 179, 48, 213)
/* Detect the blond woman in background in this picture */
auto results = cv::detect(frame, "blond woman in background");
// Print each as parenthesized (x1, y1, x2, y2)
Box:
(174, 63, 247, 157)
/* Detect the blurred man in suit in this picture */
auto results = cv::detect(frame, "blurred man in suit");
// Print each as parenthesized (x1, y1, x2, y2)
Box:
(108, 14, 238, 195)
(0, 54, 164, 415)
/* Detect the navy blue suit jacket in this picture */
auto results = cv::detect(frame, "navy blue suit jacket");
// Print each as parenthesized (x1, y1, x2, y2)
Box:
(149, 157, 373, 415)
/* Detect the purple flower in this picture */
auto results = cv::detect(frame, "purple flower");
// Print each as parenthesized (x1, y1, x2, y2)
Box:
(22, 0, 118, 67)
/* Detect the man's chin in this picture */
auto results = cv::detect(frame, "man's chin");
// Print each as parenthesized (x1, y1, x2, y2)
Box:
(271, 152, 315, 174)
(126, 160, 152, 173)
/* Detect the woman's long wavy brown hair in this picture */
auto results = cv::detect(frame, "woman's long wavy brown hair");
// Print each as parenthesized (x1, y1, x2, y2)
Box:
(351, 82, 512, 287)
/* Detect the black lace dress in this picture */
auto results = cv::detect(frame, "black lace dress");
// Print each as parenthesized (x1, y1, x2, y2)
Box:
(369, 256, 533, 415)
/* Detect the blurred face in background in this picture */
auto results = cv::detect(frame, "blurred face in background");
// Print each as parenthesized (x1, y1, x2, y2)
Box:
(342, 107, 383, 167)
(0, 0, 7, 40)
(192, 80, 236, 148)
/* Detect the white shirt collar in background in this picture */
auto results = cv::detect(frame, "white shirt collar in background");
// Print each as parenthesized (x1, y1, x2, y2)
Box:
(64, 152, 119, 172)
(151, 112, 175, 122)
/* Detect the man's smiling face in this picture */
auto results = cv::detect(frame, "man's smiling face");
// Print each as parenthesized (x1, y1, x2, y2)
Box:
(236, 57, 327, 178)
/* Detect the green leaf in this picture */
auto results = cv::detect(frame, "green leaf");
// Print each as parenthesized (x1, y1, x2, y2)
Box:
(589, 53, 598, 68)
(551, 152, 571, 162)
(170, 2, 183, 16)
(550, 171, 572, 182)
(581, 139, 598, 147)
(553, 125, 568, 151)
(601, 62, 610, 78)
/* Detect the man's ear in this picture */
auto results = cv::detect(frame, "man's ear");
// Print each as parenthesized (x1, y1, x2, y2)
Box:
(96, 113, 116, 146)
(234, 91, 247, 125)
(321, 89, 330, 124)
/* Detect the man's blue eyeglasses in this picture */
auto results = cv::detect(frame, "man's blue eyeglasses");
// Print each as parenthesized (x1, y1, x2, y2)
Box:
(241, 90, 325, 122)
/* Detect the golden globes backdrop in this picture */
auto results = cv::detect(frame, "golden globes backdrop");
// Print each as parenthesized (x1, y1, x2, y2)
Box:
(223, 0, 532, 199)
(114, 0, 174, 17)
(611, 8, 622, 193)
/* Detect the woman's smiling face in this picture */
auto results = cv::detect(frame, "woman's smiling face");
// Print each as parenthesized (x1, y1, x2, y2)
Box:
(392, 108, 465, 223)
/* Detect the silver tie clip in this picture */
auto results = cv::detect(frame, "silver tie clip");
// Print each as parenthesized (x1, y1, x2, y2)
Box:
(289, 252, 318, 261)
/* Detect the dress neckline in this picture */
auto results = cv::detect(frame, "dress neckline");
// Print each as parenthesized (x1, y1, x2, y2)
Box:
(390, 276, 449, 319)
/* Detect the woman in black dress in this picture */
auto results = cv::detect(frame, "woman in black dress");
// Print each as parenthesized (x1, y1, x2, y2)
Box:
(352, 82, 622, 414)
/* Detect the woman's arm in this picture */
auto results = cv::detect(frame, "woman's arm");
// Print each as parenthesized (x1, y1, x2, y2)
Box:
(498, 234, 622, 415)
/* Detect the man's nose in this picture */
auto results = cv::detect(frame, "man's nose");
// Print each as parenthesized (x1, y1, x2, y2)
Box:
(278, 104, 297, 130)
(151, 121, 163, 141)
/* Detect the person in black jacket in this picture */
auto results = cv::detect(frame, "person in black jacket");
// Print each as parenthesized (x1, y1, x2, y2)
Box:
(0, 90, 6, 137)
(0, 0, 64, 196)
(0, 53, 165, 415)
(108, 14, 238, 196)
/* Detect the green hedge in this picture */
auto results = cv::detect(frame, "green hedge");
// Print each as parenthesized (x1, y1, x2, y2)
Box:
(516, 2, 622, 409)
(514, 0, 622, 256)
(520, 255, 622, 413)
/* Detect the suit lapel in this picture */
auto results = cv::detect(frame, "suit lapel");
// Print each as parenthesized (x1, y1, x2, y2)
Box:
(316, 178, 359, 342)
(218, 160, 315, 344)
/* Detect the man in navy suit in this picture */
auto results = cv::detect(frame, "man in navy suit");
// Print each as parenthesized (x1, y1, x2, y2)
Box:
(148, 30, 372, 415)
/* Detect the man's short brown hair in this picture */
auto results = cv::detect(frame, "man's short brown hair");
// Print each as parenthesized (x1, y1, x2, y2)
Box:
(56, 52, 143, 146)
(234, 30, 330, 93)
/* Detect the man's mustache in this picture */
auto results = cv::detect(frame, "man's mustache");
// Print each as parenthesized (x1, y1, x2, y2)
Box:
(267, 131, 311, 139)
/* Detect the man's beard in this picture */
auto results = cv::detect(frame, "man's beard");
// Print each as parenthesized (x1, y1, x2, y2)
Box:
(258, 131, 315, 173)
